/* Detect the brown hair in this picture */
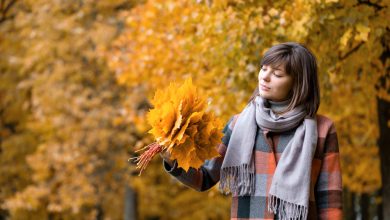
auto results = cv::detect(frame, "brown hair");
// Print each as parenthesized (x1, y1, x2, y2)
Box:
(249, 42, 320, 117)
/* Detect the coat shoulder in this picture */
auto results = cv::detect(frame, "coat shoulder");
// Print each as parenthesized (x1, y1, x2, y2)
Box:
(316, 114, 337, 137)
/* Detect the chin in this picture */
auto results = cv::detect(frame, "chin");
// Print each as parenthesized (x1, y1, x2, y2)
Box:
(259, 93, 271, 99)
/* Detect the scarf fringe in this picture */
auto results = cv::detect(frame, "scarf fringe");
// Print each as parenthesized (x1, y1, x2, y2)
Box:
(219, 164, 255, 196)
(268, 194, 308, 220)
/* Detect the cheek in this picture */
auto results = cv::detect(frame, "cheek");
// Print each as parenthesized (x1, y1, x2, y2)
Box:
(275, 79, 293, 94)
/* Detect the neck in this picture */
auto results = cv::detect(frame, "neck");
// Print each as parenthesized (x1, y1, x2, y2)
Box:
(268, 98, 291, 114)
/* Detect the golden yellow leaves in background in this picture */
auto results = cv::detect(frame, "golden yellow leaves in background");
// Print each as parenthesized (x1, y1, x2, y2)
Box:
(1, 0, 389, 219)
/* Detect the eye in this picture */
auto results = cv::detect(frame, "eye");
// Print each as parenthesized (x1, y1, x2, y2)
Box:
(273, 72, 282, 77)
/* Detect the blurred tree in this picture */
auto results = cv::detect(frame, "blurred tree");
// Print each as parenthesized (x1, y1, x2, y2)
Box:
(1, 1, 38, 219)
(1, 0, 388, 219)
(1, 0, 144, 219)
(108, 0, 388, 218)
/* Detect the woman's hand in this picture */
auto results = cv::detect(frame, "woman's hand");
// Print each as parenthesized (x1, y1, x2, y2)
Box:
(159, 150, 174, 167)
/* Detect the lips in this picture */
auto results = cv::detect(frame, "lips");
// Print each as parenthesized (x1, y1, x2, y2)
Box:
(260, 84, 270, 91)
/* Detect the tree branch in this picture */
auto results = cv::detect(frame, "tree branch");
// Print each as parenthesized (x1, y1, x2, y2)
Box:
(354, 0, 386, 11)
(340, 41, 365, 61)
(0, 0, 17, 24)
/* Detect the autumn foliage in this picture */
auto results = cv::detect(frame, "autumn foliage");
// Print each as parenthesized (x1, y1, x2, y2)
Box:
(1, 0, 389, 219)
(134, 78, 222, 173)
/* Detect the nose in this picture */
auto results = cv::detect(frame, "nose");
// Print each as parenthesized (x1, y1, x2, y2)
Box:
(259, 69, 270, 82)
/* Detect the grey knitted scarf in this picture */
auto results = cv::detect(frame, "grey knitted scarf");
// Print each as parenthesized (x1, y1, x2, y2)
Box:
(219, 95, 318, 220)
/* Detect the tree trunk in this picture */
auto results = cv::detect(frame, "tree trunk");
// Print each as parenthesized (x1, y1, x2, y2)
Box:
(343, 189, 355, 220)
(124, 185, 137, 220)
(350, 191, 358, 220)
(378, 31, 390, 220)
(360, 193, 370, 220)
(96, 205, 104, 220)
(377, 97, 390, 220)
(374, 189, 383, 220)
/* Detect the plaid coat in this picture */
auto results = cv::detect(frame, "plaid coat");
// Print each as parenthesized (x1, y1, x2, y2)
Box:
(163, 114, 343, 220)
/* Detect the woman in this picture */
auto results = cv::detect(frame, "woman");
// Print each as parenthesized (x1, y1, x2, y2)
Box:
(161, 42, 343, 220)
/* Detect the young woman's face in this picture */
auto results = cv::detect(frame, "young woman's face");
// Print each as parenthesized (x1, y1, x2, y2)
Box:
(258, 64, 293, 102)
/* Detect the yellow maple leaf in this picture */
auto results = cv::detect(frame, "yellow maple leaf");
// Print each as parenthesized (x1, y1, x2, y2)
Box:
(133, 78, 223, 174)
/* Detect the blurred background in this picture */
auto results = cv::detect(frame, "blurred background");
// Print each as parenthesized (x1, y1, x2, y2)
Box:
(0, 0, 389, 219)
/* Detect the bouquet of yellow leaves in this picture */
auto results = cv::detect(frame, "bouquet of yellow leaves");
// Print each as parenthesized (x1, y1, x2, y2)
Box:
(132, 78, 223, 175)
